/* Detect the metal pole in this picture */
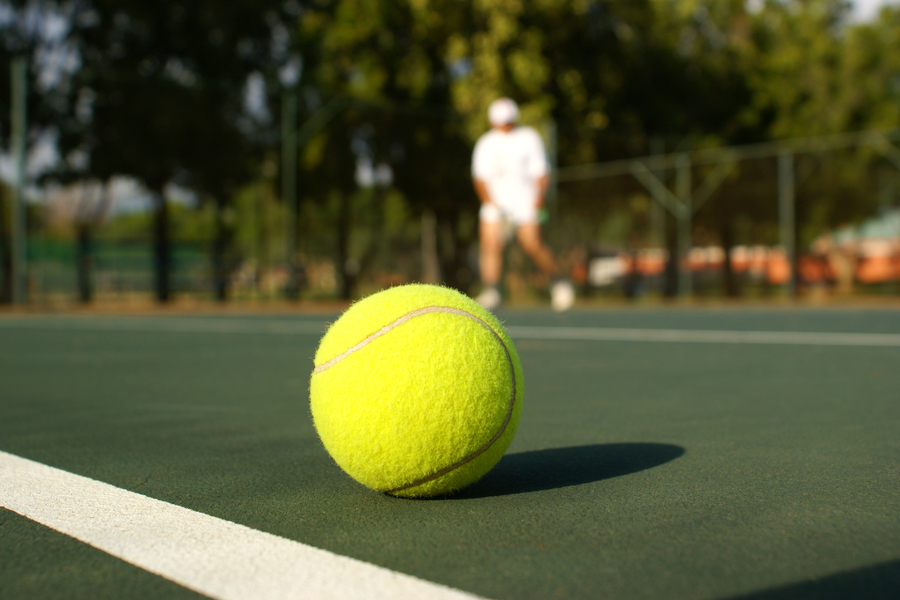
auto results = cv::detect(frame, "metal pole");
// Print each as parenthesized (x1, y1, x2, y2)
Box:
(650, 137, 666, 251)
(420, 209, 440, 284)
(10, 56, 28, 305)
(545, 119, 558, 204)
(675, 153, 692, 298)
(281, 88, 298, 299)
(778, 150, 796, 297)
(544, 118, 560, 249)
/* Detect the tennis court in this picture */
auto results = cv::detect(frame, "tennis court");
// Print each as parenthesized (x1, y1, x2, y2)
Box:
(2, 305, 899, 599)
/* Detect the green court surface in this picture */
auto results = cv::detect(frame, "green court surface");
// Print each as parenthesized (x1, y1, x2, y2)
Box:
(1, 306, 899, 599)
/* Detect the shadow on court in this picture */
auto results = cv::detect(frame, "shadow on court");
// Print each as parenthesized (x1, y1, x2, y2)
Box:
(723, 559, 900, 600)
(453, 442, 685, 499)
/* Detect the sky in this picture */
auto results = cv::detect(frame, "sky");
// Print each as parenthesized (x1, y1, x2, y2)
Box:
(853, 0, 900, 21)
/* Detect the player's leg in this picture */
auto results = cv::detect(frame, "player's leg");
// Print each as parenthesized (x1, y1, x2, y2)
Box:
(515, 223, 558, 276)
(476, 206, 506, 309)
(516, 223, 575, 312)
(480, 219, 506, 285)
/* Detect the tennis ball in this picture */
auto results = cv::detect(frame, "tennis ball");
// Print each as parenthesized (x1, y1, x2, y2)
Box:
(310, 284, 523, 498)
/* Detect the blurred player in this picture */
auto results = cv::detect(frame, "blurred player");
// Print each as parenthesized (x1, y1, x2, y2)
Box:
(471, 97, 575, 312)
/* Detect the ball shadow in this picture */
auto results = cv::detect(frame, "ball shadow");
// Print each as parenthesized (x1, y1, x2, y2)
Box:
(723, 559, 900, 600)
(448, 442, 685, 499)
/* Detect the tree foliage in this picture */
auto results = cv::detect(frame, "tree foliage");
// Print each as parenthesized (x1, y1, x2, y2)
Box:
(6, 0, 900, 302)
(66, 0, 298, 300)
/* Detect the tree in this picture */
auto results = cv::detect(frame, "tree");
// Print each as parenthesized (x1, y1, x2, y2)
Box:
(645, 0, 769, 295)
(72, 1, 295, 301)
(297, 1, 692, 297)
(0, 0, 94, 303)
(295, 1, 479, 297)
(742, 0, 896, 265)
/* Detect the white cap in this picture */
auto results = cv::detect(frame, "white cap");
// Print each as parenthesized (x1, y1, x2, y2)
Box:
(488, 97, 519, 126)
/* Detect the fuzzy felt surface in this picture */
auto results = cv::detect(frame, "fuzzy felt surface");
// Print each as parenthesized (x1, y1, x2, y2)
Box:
(310, 284, 524, 498)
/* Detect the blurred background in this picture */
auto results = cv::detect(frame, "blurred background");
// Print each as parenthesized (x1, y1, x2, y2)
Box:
(1, 0, 899, 308)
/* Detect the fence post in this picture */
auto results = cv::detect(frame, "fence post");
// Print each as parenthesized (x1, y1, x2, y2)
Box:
(10, 56, 28, 305)
(650, 137, 667, 251)
(778, 150, 796, 297)
(676, 153, 692, 298)
(282, 88, 298, 299)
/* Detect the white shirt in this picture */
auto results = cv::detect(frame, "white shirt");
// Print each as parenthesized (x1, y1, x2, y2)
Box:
(472, 126, 548, 210)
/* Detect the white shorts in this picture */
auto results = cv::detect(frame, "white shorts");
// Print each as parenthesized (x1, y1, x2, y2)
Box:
(479, 201, 539, 226)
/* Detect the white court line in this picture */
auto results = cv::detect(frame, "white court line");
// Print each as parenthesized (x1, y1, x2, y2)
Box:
(0, 316, 327, 335)
(506, 325, 900, 347)
(1, 316, 899, 347)
(0, 451, 485, 600)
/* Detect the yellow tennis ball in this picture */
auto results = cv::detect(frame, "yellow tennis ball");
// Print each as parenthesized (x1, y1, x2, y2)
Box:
(309, 284, 524, 498)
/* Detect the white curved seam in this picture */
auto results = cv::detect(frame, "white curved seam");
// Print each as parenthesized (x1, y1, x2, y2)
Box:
(315, 306, 480, 374)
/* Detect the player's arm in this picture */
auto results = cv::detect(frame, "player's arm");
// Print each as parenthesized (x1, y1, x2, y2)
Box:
(472, 137, 494, 206)
(526, 128, 550, 209)
(473, 178, 493, 205)
(535, 174, 549, 209)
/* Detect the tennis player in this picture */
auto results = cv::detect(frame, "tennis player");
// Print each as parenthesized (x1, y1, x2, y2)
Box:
(471, 97, 575, 311)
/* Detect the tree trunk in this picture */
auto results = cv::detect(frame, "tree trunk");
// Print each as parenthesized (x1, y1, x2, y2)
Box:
(76, 222, 93, 303)
(434, 209, 473, 295)
(719, 217, 740, 297)
(420, 209, 441, 284)
(213, 198, 229, 302)
(0, 195, 10, 304)
(153, 193, 171, 303)
(663, 212, 678, 298)
(437, 210, 458, 291)
(337, 191, 355, 300)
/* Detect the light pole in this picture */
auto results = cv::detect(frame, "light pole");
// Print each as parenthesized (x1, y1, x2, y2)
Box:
(10, 56, 28, 305)
(280, 56, 301, 299)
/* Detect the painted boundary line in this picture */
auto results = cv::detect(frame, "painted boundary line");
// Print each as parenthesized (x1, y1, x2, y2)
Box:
(0, 316, 328, 335)
(0, 451, 485, 600)
(0, 316, 899, 346)
(505, 326, 900, 347)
